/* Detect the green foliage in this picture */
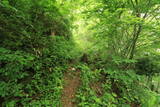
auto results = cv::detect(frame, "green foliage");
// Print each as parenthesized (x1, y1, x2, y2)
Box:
(0, 46, 67, 106)
(0, 48, 34, 97)
(0, 0, 160, 106)
(0, 0, 76, 106)
(22, 67, 63, 107)
(0, 48, 33, 106)
(76, 65, 117, 107)
(0, 0, 71, 51)
(41, 37, 80, 66)
(75, 65, 160, 107)
(136, 56, 160, 76)
(104, 69, 151, 105)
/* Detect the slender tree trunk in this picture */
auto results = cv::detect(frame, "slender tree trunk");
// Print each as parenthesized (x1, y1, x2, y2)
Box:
(129, 24, 142, 59)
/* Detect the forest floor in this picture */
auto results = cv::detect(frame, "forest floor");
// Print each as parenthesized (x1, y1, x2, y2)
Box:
(61, 69, 81, 107)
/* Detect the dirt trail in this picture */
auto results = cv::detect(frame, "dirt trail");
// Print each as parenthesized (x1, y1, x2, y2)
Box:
(61, 70, 81, 107)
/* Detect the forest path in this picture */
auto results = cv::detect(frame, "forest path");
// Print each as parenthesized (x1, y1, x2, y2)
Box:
(61, 68, 81, 107)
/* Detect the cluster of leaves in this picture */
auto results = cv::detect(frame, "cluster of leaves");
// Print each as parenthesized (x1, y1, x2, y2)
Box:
(0, 48, 35, 103)
(75, 64, 160, 107)
(135, 56, 160, 76)
(75, 64, 115, 107)
(0, 0, 71, 51)
(104, 69, 160, 106)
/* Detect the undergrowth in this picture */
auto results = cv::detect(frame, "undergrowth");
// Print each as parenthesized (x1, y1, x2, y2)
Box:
(75, 64, 160, 107)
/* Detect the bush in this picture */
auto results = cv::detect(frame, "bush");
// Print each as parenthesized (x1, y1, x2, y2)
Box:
(76, 65, 160, 107)
(0, 48, 35, 106)
(135, 56, 160, 76)
(0, 0, 71, 51)
(104, 69, 160, 106)
(0, 46, 69, 106)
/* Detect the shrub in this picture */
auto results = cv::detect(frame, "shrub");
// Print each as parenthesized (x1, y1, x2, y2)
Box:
(135, 56, 160, 76)
(0, 48, 35, 106)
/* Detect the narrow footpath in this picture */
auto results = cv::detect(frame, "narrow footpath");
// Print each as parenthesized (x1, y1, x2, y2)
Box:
(61, 69, 81, 107)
